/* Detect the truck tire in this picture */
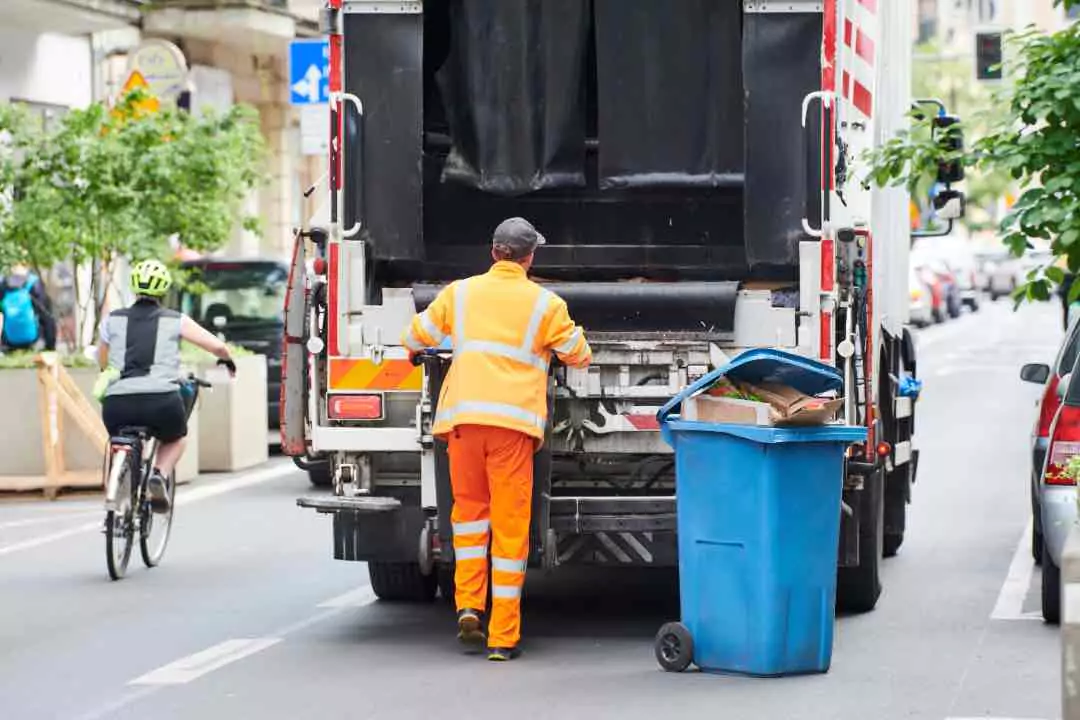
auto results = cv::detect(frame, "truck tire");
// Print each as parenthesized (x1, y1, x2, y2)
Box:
(308, 462, 333, 488)
(1042, 545, 1061, 625)
(837, 468, 884, 613)
(437, 563, 455, 603)
(368, 561, 437, 602)
(883, 467, 907, 558)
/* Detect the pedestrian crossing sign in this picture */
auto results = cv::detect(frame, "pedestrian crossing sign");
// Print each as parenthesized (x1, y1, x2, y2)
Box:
(116, 70, 160, 116)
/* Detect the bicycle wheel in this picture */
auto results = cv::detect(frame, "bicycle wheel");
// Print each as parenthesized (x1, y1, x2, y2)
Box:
(140, 469, 176, 568)
(105, 454, 135, 581)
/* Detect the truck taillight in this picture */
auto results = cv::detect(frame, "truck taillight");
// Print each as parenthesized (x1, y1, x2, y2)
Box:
(313, 257, 327, 276)
(328, 394, 383, 420)
(1045, 404, 1080, 486)
(1037, 375, 1062, 438)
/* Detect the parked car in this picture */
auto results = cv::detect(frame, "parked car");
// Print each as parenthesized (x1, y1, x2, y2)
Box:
(940, 242, 981, 312)
(912, 240, 961, 319)
(1021, 319, 1080, 623)
(176, 259, 288, 444)
(909, 266, 936, 327)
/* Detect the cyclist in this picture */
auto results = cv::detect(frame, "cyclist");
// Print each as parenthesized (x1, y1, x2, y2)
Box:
(97, 259, 236, 512)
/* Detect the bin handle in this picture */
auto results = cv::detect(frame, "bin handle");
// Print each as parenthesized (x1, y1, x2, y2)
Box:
(656, 371, 728, 424)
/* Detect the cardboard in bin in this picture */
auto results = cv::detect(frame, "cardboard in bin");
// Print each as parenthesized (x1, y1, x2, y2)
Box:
(658, 348, 846, 427)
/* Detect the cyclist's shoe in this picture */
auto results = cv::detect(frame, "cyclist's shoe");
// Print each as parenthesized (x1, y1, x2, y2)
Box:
(147, 470, 171, 514)
(457, 609, 486, 650)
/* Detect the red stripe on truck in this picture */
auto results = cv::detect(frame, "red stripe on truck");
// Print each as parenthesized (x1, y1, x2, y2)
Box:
(328, 243, 340, 356)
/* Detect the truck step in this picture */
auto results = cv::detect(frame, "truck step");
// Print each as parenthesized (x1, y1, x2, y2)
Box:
(296, 495, 403, 514)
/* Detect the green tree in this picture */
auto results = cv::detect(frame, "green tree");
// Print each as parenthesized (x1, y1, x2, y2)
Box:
(0, 91, 266, 345)
(866, 0, 1080, 302)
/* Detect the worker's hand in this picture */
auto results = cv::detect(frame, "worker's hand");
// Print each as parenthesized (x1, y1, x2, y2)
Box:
(218, 357, 237, 378)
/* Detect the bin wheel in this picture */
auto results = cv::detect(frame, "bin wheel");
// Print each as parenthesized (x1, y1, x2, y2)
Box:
(654, 622, 693, 673)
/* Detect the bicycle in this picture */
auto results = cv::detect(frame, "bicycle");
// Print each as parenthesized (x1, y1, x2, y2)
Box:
(103, 373, 211, 581)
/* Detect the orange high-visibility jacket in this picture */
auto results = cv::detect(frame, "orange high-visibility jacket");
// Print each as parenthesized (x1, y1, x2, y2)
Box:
(402, 261, 592, 442)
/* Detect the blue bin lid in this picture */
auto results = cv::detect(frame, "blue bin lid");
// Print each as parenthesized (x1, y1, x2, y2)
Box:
(657, 348, 845, 424)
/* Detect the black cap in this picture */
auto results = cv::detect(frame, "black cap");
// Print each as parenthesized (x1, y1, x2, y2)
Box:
(492, 217, 546, 260)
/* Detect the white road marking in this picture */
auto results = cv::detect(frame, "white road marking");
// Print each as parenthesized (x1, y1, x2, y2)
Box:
(991, 519, 1041, 621)
(0, 462, 296, 558)
(0, 511, 99, 531)
(946, 717, 1048, 719)
(0, 521, 102, 558)
(318, 585, 378, 608)
(174, 462, 296, 506)
(129, 638, 281, 686)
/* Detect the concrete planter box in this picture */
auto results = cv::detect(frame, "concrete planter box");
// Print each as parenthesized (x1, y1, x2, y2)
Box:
(175, 402, 200, 486)
(197, 355, 268, 473)
(1063, 522, 1080, 719)
(0, 367, 106, 477)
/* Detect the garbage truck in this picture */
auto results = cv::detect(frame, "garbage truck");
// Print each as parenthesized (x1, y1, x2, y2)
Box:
(287, 0, 961, 612)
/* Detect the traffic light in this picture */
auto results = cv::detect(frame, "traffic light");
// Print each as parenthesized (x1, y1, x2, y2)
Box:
(976, 32, 1003, 80)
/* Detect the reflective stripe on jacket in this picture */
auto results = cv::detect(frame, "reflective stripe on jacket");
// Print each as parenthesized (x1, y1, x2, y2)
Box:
(403, 261, 592, 442)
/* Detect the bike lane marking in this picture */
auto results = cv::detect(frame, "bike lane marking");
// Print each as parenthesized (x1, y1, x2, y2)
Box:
(0, 461, 296, 558)
(130, 638, 283, 686)
(128, 586, 377, 686)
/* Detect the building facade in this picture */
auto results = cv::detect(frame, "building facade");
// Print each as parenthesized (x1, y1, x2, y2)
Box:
(918, 0, 1077, 49)
(0, 0, 324, 262)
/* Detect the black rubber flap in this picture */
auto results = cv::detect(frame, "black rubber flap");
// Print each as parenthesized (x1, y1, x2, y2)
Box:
(344, 12, 424, 261)
(743, 11, 822, 267)
(593, 0, 743, 190)
(412, 281, 738, 335)
(435, 0, 590, 195)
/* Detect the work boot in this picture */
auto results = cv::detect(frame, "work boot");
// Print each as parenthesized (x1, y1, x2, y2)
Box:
(487, 647, 521, 662)
(147, 470, 171, 514)
(457, 609, 486, 650)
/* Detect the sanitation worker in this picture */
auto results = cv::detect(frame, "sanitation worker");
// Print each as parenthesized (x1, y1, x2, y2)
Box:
(402, 217, 592, 661)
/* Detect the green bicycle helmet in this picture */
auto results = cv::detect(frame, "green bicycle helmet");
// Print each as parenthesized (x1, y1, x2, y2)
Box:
(130, 259, 173, 298)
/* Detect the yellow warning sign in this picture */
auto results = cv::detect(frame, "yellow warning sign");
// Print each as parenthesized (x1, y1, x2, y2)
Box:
(115, 70, 160, 116)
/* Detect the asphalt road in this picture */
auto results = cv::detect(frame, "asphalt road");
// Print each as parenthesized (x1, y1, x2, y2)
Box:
(0, 299, 1063, 720)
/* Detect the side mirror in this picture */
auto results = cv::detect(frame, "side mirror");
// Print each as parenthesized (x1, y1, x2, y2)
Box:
(1060, 373, 1072, 401)
(934, 189, 966, 220)
(933, 114, 965, 184)
(1021, 363, 1051, 385)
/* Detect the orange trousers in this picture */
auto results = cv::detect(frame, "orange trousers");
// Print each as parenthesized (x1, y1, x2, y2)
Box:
(447, 424, 534, 648)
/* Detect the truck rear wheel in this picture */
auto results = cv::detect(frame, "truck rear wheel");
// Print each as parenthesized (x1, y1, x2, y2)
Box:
(837, 469, 884, 613)
(883, 467, 908, 558)
(368, 561, 437, 602)
(308, 462, 333, 488)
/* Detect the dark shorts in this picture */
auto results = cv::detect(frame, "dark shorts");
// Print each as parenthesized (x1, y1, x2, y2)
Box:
(102, 391, 188, 443)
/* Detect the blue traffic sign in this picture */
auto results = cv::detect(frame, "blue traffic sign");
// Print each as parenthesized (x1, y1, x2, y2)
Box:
(289, 40, 330, 106)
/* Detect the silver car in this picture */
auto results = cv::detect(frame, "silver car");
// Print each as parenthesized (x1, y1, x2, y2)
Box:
(1022, 324, 1080, 623)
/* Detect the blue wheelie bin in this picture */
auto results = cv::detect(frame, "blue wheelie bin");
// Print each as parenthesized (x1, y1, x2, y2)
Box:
(654, 349, 866, 676)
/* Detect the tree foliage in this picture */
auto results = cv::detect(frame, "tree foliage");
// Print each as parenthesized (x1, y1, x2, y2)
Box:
(0, 91, 266, 343)
(865, 0, 1080, 302)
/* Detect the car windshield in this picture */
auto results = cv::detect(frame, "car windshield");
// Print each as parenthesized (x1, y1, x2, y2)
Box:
(1061, 323, 1080, 376)
(180, 263, 287, 328)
